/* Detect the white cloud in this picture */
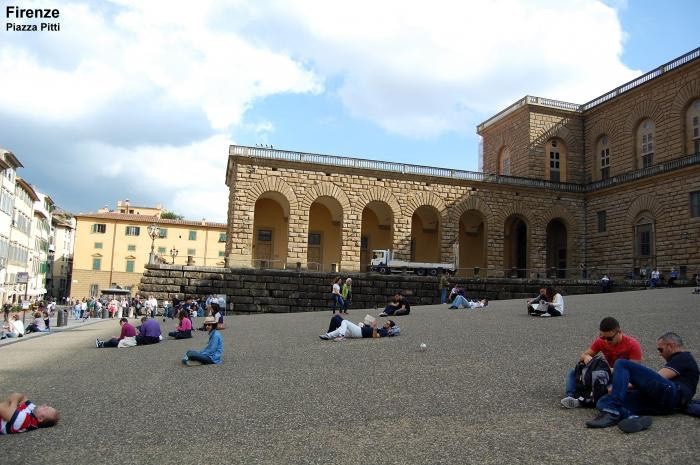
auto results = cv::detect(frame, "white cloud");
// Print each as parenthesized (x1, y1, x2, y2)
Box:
(2, 0, 642, 220)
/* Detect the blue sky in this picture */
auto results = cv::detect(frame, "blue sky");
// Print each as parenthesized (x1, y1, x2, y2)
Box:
(0, 0, 698, 221)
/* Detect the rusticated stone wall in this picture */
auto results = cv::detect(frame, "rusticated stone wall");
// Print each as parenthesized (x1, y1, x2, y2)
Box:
(139, 264, 652, 314)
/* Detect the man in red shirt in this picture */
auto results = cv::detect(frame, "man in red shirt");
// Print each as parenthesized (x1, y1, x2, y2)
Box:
(561, 317, 643, 408)
(0, 393, 59, 434)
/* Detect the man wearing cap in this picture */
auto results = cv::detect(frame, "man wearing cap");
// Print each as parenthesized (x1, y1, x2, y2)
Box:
(182, 316, 222, 365)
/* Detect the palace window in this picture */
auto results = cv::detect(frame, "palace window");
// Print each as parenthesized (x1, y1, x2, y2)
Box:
(125, 260, 135, 273)
(546, 139, 566, 182)
(597, 211, 607, 233)
(218, 233, 227, 243)
(94, 242, 103, 249)
(187, 248, 196, 256)
(158, 228, 168, 238)
(498, 147, 511, 176)
(637, 119, 655, 169)
(188, 230, 197, 240)
(92, 258, 101, 271)
(691, 191, 700, 218)
(128, 244, 136, 251)
(686, 99, 700, 155)
(598, 136, 610, 180)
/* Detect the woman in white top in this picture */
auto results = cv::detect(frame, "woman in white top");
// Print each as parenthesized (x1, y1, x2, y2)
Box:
(539, 287, 564, 317)
(331, 277, 344, 314)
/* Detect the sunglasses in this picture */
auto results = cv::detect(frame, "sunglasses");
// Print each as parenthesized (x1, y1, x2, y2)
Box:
(601, 331, 619, 342)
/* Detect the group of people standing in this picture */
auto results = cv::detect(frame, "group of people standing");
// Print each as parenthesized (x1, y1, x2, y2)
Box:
(330, 277, 353, 314)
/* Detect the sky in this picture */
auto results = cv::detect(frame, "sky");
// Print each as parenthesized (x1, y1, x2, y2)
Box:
(0, 0, 698, 222)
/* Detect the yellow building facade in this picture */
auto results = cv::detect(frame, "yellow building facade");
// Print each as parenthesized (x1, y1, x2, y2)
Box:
(71, 209, 226, 299)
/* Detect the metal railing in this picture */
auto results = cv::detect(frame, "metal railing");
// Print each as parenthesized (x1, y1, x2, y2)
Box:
(232, 145, 700, 194)
(230, 145, 587, 193)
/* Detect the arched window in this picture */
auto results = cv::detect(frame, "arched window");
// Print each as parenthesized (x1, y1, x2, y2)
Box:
(633, 213, 655, 270)
(687, 99, 700, 155)
(636, 119, 655, 168)
(498, 147, 511, 176)
(597, 136, 610, 180)
(545, 139, 567, 182)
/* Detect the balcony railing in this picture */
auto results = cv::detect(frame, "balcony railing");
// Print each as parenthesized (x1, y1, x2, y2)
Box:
(231, 145, 700, 194)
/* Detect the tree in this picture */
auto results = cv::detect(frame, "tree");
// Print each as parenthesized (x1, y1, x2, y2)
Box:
(160, 211, 184, 220)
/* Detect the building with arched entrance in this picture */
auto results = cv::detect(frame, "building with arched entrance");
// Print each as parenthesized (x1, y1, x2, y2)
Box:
(225, 48, 700, 279)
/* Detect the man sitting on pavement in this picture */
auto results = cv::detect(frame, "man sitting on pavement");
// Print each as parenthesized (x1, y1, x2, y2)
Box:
(526, 288, 547, 314)
(561, 317, 642, 408)
(136, 316, 161, 345)
(379, 292, 410, 317)
(96, 317, 137, 348)
(586, 332, 699, 433)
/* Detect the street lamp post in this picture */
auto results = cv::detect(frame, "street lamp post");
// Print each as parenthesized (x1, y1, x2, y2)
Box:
(147, 224, 160, 265)
(170, 247, 178, 264)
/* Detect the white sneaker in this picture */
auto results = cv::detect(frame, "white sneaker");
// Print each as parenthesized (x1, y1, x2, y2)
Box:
(540, 313, 551, 317)
(560, 396, 580, 409)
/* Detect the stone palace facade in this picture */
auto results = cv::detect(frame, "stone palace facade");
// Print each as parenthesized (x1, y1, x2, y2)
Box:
(224, 48, 700, 280)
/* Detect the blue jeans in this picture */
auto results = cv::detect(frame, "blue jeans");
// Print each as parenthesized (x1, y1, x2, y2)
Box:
(565, 368, 577, 397)
(596, 359, 680, 418)
(331, 295, 344, 311)
(185, 350, 215, 365)
(440, 288, 448, 304)
(449, 295, 470, 308)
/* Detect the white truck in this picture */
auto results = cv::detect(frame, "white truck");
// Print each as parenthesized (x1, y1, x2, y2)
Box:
(369, 249, 457, 276)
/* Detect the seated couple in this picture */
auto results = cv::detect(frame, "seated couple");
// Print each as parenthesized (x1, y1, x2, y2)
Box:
(319, 314, 400, 341)
(449, 297, 488, 309)
(527, 287, 564, 317)
(96, 317, 161, 348)
(378, 293, 410, 317)
(1, 314, 25, 339)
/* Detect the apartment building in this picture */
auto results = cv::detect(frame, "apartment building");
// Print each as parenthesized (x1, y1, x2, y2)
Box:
(71, 202, 227, 298)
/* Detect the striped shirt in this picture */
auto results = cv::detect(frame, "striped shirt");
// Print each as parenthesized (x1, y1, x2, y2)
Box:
(1, 401, 39, 434)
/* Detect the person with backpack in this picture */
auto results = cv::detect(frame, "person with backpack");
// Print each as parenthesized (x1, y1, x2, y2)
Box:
(586, 332, 699, 433)
(561, 317, 643, 409)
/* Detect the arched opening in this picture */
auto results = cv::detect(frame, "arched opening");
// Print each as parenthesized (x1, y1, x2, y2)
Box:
(504, 215, 527, 278)
(307, 196, 342, 272)
(546, 219, 567, 278)
(360, 201, 393, 270)
(498, 146, 511, 175)
(252, 193, 289, 269)
(597, 135, 611, 180)
(411, 205, 440, 262)
(458, 210, 486, 277)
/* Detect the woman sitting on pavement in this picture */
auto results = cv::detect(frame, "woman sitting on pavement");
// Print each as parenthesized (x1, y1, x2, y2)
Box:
(95, 317, 137, 348)
(168, 309, 193, 339)
(25, 311, 49, 333)
(2, 314, 24, 339)
(182, 316, 222, 365)
(319, 314, 399, 341)
(530, 287, 565, 317)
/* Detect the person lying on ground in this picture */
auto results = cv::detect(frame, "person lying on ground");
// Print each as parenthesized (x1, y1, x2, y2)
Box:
(95, 317, 137, 348)
(561, 317, 642, 409)
(449, 297, 488, 309)
(319, 315, 399, 341)
(182, 316, 222, 366)
(0, 393, 59, 434)
(585, 332, 698, 433)
(379, 293, 410, 316)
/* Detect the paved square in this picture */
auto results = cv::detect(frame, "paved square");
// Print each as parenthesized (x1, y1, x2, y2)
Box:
(1, 288, 699, 464)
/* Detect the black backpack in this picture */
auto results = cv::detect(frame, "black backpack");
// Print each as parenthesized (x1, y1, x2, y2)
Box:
(573, 355, 612, 406)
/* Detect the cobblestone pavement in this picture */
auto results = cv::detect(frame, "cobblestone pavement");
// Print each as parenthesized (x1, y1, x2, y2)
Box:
(1, 288, 698, 464)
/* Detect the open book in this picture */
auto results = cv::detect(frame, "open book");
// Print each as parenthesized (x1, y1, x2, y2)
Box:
(363, 314, 376, 326)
